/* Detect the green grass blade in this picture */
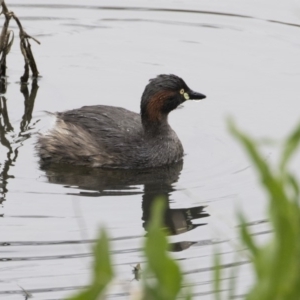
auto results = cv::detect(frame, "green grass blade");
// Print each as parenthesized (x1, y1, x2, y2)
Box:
(280, 122, 300, 171)
(227, 254, 239, 300)
(238, 213, 258, 258)
(214, 250, 221, 300)
(68, 228, 113, 300)
(143, 198, 182, 300)
(229, 119, 300, 300)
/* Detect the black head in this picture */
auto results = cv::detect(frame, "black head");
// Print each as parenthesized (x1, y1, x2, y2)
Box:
(140, 74, 206, 125)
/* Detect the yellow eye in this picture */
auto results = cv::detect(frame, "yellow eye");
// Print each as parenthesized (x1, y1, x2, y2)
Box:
(180, 89, 184, 94)
(183, 92, 190, 100)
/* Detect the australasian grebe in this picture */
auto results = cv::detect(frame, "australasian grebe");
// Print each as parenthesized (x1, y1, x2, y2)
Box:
(37, 74, 206, 168)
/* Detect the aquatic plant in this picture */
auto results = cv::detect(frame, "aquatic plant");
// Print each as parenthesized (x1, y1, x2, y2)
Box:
(68, 199, 190, 300)
(214, 120, 300, 300)
(0, 0, 40, 89)
(68, 228, 114, 300)
(69, 121, 300, 299)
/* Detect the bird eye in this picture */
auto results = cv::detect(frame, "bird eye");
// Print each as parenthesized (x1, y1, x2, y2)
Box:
(183, 92, 190, 100)
(180, 89, 185, 94)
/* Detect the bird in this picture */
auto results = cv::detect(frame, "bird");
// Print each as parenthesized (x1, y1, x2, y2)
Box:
(37, 74, 206, 169)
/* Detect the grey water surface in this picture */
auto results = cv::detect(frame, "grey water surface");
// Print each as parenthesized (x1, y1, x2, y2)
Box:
(0, 0, 300, 299)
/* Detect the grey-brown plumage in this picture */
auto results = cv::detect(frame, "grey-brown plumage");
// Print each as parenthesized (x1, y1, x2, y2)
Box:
(37, 74, 206, 169)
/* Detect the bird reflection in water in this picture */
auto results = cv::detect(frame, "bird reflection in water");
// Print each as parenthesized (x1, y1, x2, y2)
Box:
(42, 160, 209, 252)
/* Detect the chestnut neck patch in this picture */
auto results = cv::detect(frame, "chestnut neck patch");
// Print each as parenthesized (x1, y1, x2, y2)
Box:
(145, 90, 175, 122)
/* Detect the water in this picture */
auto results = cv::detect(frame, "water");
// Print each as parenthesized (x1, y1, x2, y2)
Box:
(0, 1, 299, 299)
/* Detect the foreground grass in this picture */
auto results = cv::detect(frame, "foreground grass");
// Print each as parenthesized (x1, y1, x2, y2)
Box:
(223, 121, 300, 300)
(69, 121, 300, 300)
